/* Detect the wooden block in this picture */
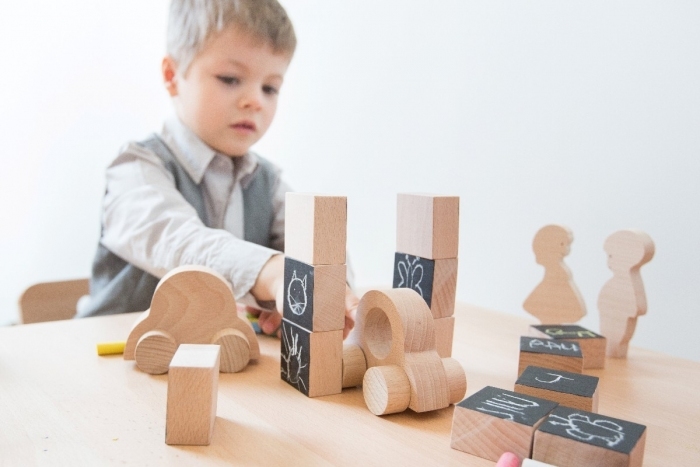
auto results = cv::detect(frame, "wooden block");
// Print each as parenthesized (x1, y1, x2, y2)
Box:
(351, 288, 467, 414)
(433, 316, 455, 358)
(515, 365, 599, 412)
(124, 266, 259, 374)
(363, 365, 411, 415)
(342, 343, 367, 388)
(283, 257, 345, 332)
(284, 193, 346, 265)
(533, 406, 647, 467)
(518, 337, 583, 377)
(166, 344, 220, 445)
(392, 253, 457, 319)
(523, 224, 586, 324)
(396, 193, 459, 260)
(598, 230, 655, 358)
(450, 386, 558, 462)
(280, 319, 342, 397)
(530, 325, 606, 369)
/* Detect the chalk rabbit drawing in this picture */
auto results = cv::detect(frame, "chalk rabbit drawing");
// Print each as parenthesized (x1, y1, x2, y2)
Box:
(287, 270, 308, 315)
(281, 325, 308, 392)
(548, 413, 624, 447)
(397, 255, 424, 297)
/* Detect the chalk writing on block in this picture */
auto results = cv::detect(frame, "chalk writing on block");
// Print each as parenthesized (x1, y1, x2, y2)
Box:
(283, 257, 314, 331)
(517, 366, 598, 398)
(531, 325, 602, 340)
(281, 320, 310, 396)
(537, 406, 646, 454)
(458, 386, 559, 426)
(521, 337, 582, 357)
(392, 253, 435, 307)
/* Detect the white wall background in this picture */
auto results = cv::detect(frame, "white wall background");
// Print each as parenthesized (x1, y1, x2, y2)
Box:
(1, 1, 698, 361)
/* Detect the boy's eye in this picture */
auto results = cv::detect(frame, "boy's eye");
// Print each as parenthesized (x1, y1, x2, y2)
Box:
(262, 85, 279, 96)
(216, 76, 240, 85)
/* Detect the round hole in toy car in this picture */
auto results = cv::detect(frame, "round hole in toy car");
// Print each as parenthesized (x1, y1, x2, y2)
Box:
(364, 306, 393, 360)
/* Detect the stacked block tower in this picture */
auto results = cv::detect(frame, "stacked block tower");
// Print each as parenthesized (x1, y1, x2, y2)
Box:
(281, 193, 347, 397)
(393, 193, 459, 357)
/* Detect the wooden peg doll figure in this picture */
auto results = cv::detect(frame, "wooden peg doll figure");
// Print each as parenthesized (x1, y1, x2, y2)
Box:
(523, 224, 586, 324)
(598, 230, 655, 358)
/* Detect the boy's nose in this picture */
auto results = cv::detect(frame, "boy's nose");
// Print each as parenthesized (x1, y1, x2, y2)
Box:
(238, 88, 263, 111)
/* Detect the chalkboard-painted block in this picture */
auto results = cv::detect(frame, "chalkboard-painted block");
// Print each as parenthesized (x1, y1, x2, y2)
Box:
(280, 319, 342, 398)
(166, 344, 220, 445)
(530, 325, 607, 369)
(533, 406, 647, 467)
(433, 316, 455, 358)
(515, 365, 599, 412)
(283, 257, 345, 332)
(451, 386, 558, 462)
(396, 193, 459, 260)
(285, 193, 346, 265)
(518, 336, 583, 377)
(392, 253, 457, 319)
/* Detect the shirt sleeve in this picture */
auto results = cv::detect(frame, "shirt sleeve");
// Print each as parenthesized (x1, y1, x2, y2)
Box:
(100, 143, 279, 300)
(268, 175, 290, 253)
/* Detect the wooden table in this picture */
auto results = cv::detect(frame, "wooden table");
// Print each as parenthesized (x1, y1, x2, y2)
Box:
(1, 303, 697, 466)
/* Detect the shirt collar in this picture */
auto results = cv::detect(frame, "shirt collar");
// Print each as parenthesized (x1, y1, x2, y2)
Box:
(161, 116, 259, 185)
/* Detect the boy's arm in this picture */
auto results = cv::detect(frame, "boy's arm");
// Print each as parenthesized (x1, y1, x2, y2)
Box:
(101, 144, 278, 303)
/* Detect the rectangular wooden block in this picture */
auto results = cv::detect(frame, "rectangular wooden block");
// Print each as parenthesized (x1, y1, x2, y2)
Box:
(451, 386, 558, 462)
(280, 319, 343, 398)
(166, 344, 220, 446)
(533, 406, 647, 467)
(433, 316, 455, 358)
(519, 337, 583, 377)
(285, 193, 346, 265)
(515, 365, 600, 412)
(283, 257, 345, 332)
(530, 325, 607, 369)
(396, 193, 459, 260)
(392, 253, 457, 318)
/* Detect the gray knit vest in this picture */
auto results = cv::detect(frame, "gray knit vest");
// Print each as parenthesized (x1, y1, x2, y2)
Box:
(80, 135, 279, 317)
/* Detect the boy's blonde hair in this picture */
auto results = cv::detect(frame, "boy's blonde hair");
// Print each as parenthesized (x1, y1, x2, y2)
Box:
(167, 0, 296, 73)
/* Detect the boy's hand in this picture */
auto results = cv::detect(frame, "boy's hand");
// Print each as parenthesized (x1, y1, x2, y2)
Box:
(344, 285, 359, 339)
(251, 254, 360, 340)
(257, 308, 282, 337)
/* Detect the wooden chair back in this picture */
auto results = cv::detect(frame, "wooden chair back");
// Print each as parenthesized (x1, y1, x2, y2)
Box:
(19, 279, 89, 324)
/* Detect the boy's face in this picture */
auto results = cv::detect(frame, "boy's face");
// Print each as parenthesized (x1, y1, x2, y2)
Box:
(164, 26, 291, 157)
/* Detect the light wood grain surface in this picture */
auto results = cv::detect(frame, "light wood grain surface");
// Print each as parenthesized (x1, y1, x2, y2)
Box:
(1, 302, 698, 466)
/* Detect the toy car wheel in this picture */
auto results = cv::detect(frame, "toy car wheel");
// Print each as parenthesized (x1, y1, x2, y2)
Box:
(212, 328, 250, 373)
(134, 330, 177, 374)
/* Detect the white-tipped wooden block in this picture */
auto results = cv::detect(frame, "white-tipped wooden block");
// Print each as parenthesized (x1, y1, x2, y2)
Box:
(396, 193, 459, 260)
(285, 193, 347, 265)
(166, 344, 220, 446)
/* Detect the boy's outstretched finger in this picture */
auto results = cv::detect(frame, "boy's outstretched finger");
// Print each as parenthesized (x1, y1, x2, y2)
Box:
(257, 310, 282, 337)
(495, 452, 520, 467)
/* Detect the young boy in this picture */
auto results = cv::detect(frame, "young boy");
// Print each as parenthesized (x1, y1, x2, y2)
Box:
(81, 0, 357, 337)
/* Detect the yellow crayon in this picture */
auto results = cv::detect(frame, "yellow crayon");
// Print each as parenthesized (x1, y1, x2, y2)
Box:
(97, 341, 126, 356)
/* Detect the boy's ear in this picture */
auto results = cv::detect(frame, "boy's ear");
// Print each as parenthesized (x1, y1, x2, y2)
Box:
(162, 56, 179, 97)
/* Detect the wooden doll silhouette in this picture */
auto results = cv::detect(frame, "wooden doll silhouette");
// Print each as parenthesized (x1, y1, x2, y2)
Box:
(524, 224, 586, 324)
(598, 230, 655, 358)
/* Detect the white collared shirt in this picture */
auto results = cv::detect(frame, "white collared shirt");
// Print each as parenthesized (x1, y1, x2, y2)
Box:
(99, 117, 288, 302)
